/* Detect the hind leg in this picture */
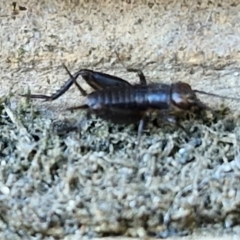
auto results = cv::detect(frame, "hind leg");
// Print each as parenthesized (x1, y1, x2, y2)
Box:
(20, 64, 87, 101)
(20, 64, 132, 101)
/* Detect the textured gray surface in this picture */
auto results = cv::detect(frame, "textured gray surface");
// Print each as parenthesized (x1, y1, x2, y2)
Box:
(1, 1, 240, 239)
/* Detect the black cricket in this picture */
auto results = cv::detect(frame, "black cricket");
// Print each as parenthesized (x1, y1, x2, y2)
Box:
(20, 65, 239, 142)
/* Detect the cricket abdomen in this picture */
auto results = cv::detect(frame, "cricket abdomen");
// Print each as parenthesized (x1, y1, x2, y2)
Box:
(85, 85, 171, 110)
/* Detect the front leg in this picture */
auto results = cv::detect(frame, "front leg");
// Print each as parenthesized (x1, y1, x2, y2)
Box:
(156, 110, 189, 135)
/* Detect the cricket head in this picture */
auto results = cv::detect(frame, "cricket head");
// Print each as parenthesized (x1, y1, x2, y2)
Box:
(170, 82, 212, 112)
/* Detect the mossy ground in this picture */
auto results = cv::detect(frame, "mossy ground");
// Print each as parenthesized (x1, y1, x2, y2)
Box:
(0, 94, 240, 239)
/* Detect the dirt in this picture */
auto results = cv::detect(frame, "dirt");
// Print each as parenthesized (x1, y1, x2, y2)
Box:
(1, 0, 240, 239)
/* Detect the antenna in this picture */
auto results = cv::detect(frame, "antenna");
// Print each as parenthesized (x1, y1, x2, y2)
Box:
(194, 89, 240, 101)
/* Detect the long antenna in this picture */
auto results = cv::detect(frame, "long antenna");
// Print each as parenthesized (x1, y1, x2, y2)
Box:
(194, 89, 240, 101)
